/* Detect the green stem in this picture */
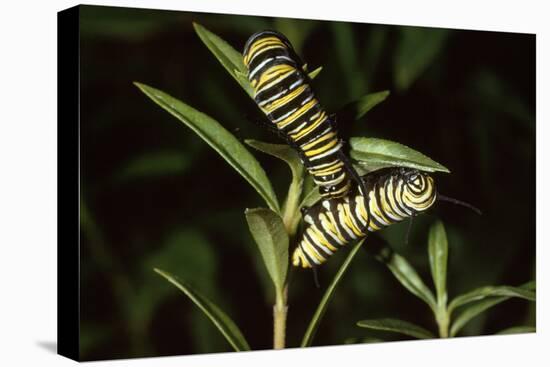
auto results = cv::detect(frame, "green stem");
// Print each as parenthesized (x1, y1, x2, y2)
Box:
(436, 304, 450, 338)
(273, 286, 288, 349)
(282, 176, 303, 237)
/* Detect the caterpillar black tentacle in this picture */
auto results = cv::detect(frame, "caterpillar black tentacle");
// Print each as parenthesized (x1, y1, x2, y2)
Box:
(243, 30, 362, 200)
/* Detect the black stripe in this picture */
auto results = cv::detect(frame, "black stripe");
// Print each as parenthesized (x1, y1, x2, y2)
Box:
(299, 241, 317, 267)
(267, 85, 315, 121)
(255, 70, 302, 104)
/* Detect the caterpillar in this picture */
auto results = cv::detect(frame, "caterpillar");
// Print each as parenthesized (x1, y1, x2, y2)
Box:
(292, 167, 437, 268)
(243, 30, 364, 199)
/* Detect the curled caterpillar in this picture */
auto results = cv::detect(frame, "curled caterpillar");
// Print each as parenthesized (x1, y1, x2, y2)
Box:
(292, 167, 437, 268)
(243, 30, 363, 199)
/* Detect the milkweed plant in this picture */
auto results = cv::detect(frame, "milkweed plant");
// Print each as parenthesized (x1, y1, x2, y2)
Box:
(133, 23, 535, 351)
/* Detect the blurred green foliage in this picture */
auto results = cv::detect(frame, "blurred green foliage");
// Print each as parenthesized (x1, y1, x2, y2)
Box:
(79, 5, 535, 360)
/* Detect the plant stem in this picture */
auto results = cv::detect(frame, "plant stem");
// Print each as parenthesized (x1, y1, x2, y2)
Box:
(436, 306, 450, 338)
(273, 286, 288, 349)
(282, 176, 303, 237)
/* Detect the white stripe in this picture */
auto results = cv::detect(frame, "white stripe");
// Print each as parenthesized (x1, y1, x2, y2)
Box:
(320, 214, 345, 246)
(337, 204, 357, 239)
(309, 158, 340, 170)
(345, 203, 363, 235)
(380, 187, 402, 221)
(309, 141, 343, 161)
(288, 121, 307, 135)
(287, 78, 303, 91)
(307, 228, 333, 255)
(369, 192, 391, 226)
(314, 172, 346, 186)
(300, 93, 314, 106)
(354, 196, 367, 226)
(258, 89, 287, 107)
(301, 239, 322, 264)
(272, 106, 298, 123)
(249, 57, 273, 79)
(299, 127, 332, 149)
(256, 70, 297, 95)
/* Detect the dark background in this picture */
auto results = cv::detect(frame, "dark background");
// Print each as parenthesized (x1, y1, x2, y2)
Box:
(78, 5, 535, 360)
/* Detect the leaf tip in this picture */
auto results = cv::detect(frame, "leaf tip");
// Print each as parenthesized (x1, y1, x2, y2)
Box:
(192, 22, 203, 31)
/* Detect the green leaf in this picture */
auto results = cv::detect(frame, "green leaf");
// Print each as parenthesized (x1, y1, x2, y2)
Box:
(245, 140, 305, 236)
(495, 326, 535, 335)
(374, 246, 437, 312)
(113, 151, 190, 183)
(134, 82, 280, 213)
(154, 269, 250, 351)
(331, 22, 365, 99)
(301, 239, 365, 347)
(193, 23, 254, 98)
(449, 282, 536, 337)
(350, 137, 450, 173)
(357, 318, 435, 339)
(194, 23, 321, 99)
(428, 220, 448, 306)
(273, 17, 317, 55)
(245, 208, 289, 295)
(245, 140, 303, 180)
(450, 298, 504, 337)
(300, 186, 323, 209)
(339, 90, 390, 121)
(344, 336, 384, 344)
(448, 285, 536, 314)
(308, 66, 323, 80)
(394, 27, 449, 91)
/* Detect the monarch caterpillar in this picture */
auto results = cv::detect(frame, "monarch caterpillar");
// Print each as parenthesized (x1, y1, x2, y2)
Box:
(292, 167, 438, 268)
(243, 30, 364, 199)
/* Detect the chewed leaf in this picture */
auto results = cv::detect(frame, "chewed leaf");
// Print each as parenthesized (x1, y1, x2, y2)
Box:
(357, 318, 435, 339)
(193, 23, 254, 98)
(135, 82, 279, 213)
(154, 269, 250, 351)
(350, 137, 450, 173)
(245, 208, 289, 295)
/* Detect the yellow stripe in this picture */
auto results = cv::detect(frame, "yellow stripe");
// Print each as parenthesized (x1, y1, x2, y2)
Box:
(304, 138, 339, 157)
(276, 98, 318, 129)
(263, 84, 307, 113)
(340, 204, 362, 236)
(310, 161, 344, 175)
(244, 37, 286, 65)
(298, 250, 310, 268)
(303, 239, 324, 262)
(291, 111, 326, 140)
(379, 186, 400, 219)
(301, 131, 336, 151)
(324, 212, 347, 243)
(344, 203, 363, 236)
(311, 226, 337, 251)
(255, 64, 295, 90)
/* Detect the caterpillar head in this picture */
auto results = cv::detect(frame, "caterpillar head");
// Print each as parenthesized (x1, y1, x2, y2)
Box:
(397, 168, 437, 213)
